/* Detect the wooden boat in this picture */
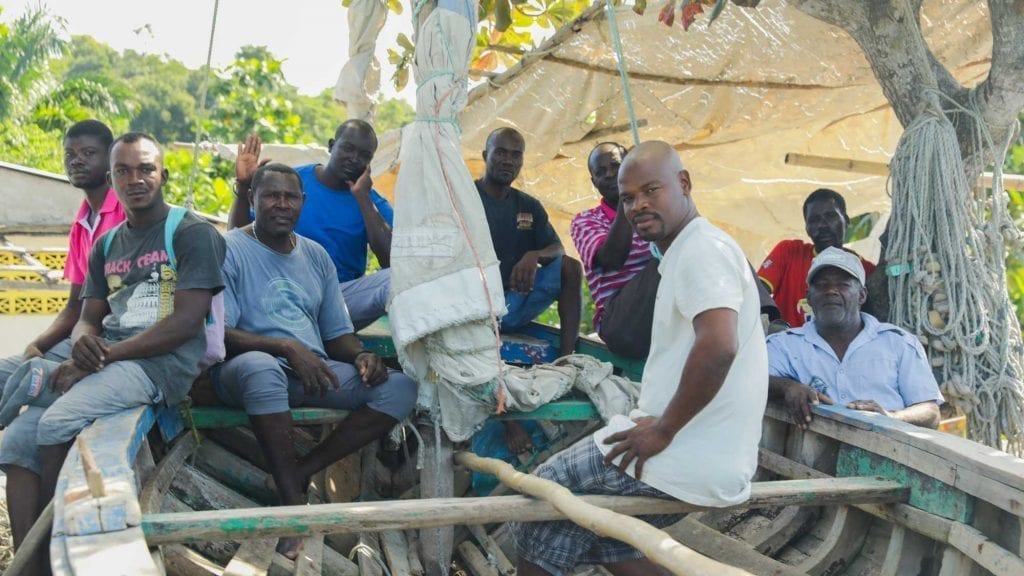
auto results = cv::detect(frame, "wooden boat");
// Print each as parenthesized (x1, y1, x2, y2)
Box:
(7, 319, 1024, 576)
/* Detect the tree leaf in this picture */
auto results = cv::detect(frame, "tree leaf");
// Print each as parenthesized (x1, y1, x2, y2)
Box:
(495, 0, 512, 32)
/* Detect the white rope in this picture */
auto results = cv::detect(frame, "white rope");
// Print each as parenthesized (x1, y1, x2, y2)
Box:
(185, 0, 221, 210)
(885, 92, 1024, 454)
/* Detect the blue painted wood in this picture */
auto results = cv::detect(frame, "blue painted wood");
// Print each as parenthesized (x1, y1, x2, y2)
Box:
(156, 404, 186, 443)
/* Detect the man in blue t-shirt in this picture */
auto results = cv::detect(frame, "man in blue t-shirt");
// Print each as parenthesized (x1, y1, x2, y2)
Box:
(229, 121, 393, 330)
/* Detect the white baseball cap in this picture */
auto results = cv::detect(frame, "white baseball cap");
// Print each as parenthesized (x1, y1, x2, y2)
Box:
(807, 246, 865, 286)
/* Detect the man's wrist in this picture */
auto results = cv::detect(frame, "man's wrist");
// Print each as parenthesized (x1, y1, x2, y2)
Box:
(234, 179, 251, 196)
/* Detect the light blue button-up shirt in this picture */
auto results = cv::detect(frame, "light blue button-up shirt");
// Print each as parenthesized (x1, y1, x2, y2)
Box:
(767, 313, 944, 410)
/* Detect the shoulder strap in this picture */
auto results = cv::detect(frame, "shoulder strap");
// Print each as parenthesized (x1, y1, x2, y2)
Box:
(164, 206, 188, 271)
(101, 223, 124, 258)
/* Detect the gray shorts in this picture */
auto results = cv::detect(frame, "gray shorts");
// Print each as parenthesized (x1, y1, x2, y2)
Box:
(0, 358, 162, 474)
(341, 268, 391, 332)
(211, 351, 417, 421)
(509, 437, 683, 576)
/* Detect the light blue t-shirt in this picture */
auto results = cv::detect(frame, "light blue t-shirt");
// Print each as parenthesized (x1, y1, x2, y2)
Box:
(767, 313, 944, 410)
(222, 229, 354, 360)
(294, 164, 394, 283)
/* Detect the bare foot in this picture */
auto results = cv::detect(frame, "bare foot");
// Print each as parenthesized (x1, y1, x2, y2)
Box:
(502, 421, 533, 455)
(276, 536, 305, 560)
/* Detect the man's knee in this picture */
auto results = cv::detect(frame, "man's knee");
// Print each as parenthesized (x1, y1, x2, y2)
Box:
(370, 370, 418, 421)
(0, 406, 45, 475)
(224, 351, 290, 414)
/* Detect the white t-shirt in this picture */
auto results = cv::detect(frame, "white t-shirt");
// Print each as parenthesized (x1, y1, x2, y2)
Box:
(594, 217, 768, 506)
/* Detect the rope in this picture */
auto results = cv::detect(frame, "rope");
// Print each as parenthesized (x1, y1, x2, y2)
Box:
(185, 0, 221, 210)
(885, 90, 1024, 454)
(603, 0, 640, 146)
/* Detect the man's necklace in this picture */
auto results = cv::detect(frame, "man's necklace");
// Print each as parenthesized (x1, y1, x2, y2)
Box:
(251, 224, 297, 253)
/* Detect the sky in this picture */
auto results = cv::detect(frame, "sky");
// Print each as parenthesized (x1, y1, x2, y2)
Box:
(2, 0, 416, 101)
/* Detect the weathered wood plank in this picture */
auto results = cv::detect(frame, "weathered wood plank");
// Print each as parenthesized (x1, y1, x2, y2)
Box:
(418, 422, 453, 576)
(223, 538, 277, 576)
(456, 541, 499, 576)
(380, 531, 413, 576)
(794, 505, 870, 575)
(467, 525, 515, 576)
(405, 530, 425, 576)
(879, 525, 936, 576)
(195, 440, 277, 505)
(160, 544, 225, 576)
(356, 532, 384, 576)
(746, 507, 817, 557)
(142, 477, 905, 544)
(140, 433, 199, 513)
(665, 517, 805, 576)
(64, 527, 161, 576)
(948, 522, 1024, 576)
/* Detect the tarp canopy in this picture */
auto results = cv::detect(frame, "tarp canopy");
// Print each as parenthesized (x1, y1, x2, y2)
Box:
(369, 0, 993, 262)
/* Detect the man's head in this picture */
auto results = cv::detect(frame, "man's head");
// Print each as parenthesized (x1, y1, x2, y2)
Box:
(64, 119, 113, 191)
(588, 142, 627, 205)
(326, 119, 377, 184)
(251, 163, 304, 238)
(482, 127, 525, 187)
(617, 141, 696, 249)
(803, 188, 849, 253)
(108, 132, 167, 214)
(806, 247, 866, 329)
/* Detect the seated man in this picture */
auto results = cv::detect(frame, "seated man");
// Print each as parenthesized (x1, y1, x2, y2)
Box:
(0, 119, 125, 550)
(512, 141, 767, 576)
(570, 142, 656, 359)
(229, 121, 393, 330)
(759, 188, 876, 328)
(5, 132, 226, 573)
(476, 127, 583, 356)
(212, 163, 416, 555)
(767, 247, 943, 429)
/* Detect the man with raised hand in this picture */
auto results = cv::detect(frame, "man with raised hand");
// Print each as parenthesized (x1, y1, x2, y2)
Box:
(767, 247, 943, 429)
(0, 119, 125, 551)
(11, 133, 225, 573)
(511, 141, 768, 576)
(570, 141, 656, 358)
(214, 163, 416, 557)
(229, 121, 393, 330)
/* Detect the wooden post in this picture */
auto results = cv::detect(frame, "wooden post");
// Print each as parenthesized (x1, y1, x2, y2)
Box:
(454, 452, 753, 576)
(77, 436, 106, 498)
(418, 422, 453, 576)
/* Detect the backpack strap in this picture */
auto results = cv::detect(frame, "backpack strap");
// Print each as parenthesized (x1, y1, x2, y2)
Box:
(101, 224, 123, 259)
(164, 206, 188, 272)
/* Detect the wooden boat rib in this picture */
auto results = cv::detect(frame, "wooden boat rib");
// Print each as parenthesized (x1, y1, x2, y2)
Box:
(31, 323, 1024, 575)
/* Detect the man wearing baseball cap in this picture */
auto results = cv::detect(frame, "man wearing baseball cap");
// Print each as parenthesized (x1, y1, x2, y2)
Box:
(766, 247, 943, 428)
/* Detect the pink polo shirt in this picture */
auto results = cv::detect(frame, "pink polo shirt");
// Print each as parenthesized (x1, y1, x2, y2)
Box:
(64, 188, 126, 285)
(570, 200, 652, 329)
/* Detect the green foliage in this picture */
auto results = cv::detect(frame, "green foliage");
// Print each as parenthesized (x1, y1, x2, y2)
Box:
(1003, 114, 1024, 325)
(0, 5, 66, 118)
(535, 284, 597, 336)
(375, 98, 416, 132)
(204, 45, 304, 144)
(162, 148, 235, 216)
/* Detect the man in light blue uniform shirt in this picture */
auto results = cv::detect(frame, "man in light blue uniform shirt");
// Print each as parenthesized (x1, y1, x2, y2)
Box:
(767, 247, 943, 429)
(229, 120, 393, 330)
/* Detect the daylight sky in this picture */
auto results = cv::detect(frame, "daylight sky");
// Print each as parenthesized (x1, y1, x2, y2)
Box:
(2, 0, 415, 101)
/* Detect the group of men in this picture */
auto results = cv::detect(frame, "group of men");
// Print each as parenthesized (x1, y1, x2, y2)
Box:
(0, 117, 944, 575)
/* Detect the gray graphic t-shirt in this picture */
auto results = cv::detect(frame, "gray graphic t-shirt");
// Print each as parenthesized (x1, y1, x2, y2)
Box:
(222, 229, 353, 360)
(83, 210, 226, 404)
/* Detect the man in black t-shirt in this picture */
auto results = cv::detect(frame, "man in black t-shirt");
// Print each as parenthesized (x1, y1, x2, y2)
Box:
(476, 127, 582, 357)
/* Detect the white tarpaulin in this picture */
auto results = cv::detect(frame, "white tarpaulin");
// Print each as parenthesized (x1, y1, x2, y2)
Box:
(387, 0, 507, 441)
(371, 0, 993, 263)
(334, 0, 388, 120)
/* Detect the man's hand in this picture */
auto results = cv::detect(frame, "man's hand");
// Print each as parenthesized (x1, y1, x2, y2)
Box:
(847, 399, 889, 417)
(781, 380, 833, 430)
(346, 167, 373, 200)
(509, 251, 541, 293)
(50, 360, 90, 395)
(235, 134, 270, 186)
(23, 342, 44, 360)
(284, 342, 339, 397)
(72, 334, 110, 372)
(602, 416, 674, 480)
(354, 351, 387, 386)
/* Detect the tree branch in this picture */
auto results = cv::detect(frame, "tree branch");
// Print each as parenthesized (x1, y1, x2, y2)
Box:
(979, 0, 1024, 149)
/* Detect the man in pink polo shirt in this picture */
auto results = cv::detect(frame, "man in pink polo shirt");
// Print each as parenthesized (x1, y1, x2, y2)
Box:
(0, 119, 125, 548)
(571, 142, 656, 359)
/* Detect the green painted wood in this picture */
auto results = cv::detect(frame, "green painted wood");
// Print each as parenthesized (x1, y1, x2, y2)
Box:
(837, 444, 973, 522)
(186, 407, 350, 429)
(495, 399, 600, 421)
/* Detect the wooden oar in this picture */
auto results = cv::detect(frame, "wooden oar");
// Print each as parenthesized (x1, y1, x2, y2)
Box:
(453, 451, 752, 576)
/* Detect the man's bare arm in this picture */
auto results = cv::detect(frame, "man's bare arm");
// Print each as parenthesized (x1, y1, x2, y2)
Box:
(769, 376, 833, 430)
(103, 288, 213, 363)
(847, 398, 941, 429)
(592, 203, 635, 270)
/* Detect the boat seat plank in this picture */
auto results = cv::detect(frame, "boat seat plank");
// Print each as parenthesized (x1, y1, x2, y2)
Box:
(141, 476, 907, 544)
(294, 533, 325, 576)
(665, 517, 805, 576)
(223, 538, 277, 576)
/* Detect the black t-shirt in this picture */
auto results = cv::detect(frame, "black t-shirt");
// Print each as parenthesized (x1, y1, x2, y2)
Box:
(476, 180, 561, 288)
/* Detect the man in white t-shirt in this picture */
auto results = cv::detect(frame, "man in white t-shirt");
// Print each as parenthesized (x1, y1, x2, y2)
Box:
(510, 141, 768, 576)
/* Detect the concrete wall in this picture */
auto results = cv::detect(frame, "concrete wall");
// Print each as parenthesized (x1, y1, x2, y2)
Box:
(0, 162, 80, 227)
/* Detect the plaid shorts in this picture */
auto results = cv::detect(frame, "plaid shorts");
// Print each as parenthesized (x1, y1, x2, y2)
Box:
(509, 436, 683, 575)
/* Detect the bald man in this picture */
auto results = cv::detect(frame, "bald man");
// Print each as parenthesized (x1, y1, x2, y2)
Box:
(509, 142, 768, 576)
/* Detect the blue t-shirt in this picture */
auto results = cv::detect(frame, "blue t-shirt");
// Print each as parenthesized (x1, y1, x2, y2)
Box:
(295, 164, 394, 283)
(222, 229, 354, 360)
(767, 313, 944, 410)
